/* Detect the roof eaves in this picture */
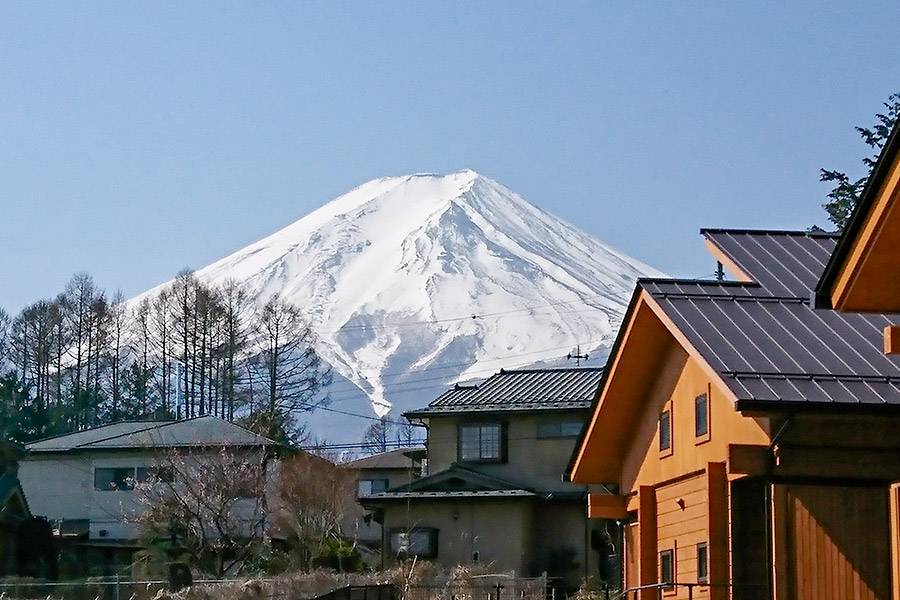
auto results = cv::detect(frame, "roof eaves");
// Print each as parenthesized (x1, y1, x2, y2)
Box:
(566, 283, 643, 481)
(700, 228, 840, 239)
(735, 398, 900, 416)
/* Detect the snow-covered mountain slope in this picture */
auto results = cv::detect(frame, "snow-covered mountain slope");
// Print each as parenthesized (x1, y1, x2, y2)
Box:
(136, 170, 664, 421)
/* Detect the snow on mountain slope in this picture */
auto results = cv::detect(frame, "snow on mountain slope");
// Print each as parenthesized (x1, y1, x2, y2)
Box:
(135, 170, 664, 419)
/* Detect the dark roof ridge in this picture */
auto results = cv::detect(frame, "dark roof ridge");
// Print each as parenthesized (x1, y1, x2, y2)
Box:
(496, 366, 604, 374)
(700, 227, 840, 238)
(638, 277, 760, 287)
(25, 419, 171, 446)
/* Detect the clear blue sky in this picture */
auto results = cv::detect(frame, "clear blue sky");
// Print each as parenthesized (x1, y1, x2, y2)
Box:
(2, 2, 898, 315)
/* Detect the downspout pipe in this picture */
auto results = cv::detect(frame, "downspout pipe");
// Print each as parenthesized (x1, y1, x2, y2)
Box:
(764, 416, 792, 598)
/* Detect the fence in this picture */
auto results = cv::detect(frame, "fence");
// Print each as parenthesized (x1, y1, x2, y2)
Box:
(0, 575, 547, 600)
(401, 575, 548, 600)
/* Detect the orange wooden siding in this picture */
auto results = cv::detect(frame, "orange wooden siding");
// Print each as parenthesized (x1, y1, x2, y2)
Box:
(778, 484, 890, 600)
(656, 472, 709, 599)
(621, 353, 769, 494)
(829, 145, 900, 313)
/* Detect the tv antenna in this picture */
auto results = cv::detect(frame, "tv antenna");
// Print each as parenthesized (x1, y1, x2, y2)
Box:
(567, 345, 589, 366)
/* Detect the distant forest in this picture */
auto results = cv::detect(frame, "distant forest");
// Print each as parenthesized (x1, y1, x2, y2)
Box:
(0, 271, 331, 445)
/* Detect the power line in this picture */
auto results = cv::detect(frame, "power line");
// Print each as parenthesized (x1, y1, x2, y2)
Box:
(314, 293, 621, 334)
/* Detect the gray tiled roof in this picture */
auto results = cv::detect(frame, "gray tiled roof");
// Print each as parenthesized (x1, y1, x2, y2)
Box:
(27, 416, 276, 452)
(405, 368, 603, 417)
(362, 464, 536, 502)
(341, 447, 425, 470)
(644, 231, 900, 412)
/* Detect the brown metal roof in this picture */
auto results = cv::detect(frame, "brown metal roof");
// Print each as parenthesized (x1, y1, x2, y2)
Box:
(405, 368, 603, 417)
(645, 230, 900, 412)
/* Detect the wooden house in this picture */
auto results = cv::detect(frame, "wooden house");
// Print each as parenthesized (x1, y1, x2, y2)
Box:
(569, 225, 900, 599)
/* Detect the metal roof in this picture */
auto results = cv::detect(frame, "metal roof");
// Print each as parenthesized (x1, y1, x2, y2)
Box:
(27, 415, 276, 452)
(405, 368, 603, 417)
(646, 231, 900, 412)
(702, 229, 839, 298)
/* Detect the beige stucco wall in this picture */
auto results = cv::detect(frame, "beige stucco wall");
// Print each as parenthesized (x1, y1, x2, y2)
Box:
(425, 411, 588, 494)
(382, 498, 535, 573)
(344, 466, 421, 545)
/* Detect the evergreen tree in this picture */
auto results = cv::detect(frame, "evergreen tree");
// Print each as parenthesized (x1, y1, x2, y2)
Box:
(822, 94, 900, 229)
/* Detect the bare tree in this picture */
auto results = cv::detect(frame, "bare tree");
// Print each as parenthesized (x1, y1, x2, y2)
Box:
(248, 295, 331, 441)
(216, 280, 250, 421)
(133, 447, 271, 577)
(362, 416, 391, 455)
(273, 452, 356, 570)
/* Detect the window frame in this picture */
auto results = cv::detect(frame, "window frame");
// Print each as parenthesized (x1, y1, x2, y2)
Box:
(536, 421, 583, 439)
(659, 407, 673, 457)
(659, 548, 675, 591)
(697, 542, 708, 583)
(135, 466, 174, 484)
(358, 478, 390, 497)
(388, 527, 438, 558)
(458, 422, 506, 463)
(93, 467, 136, 491)
(694, 385, 711, 444)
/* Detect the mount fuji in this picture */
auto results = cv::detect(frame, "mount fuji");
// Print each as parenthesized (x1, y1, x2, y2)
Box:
(135, 170, 664, 442)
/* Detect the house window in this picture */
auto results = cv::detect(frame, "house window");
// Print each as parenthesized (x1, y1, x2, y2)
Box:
(459, 423, 503, 462)
(659, 410, 672, 452)
(135, 466, 174, 484)
(94, 468, 135, 491)
(695, 393, 709, 437)
(537, 421, 583, 438)
(358, 478, 389, 497)
(697, 542, 708, 583)
(660, 549, 675, 589)
(389, 527, 438, 558)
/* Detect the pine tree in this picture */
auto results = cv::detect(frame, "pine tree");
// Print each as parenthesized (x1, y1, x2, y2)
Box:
(821, 94, 900, 229)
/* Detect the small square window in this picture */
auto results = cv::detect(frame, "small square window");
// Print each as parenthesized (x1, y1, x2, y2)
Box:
(697, 542, 708, 583)
(660, 549, 675, 589)
(459, 423, 504, 462)
(136, 466, 174, 483)
(358, 478, 389, 497)
(659, 410, 671, 452)
(389, 528, 438, 558)
(695, 393, 708, 437)
(537, 421, 583, 438)
(94, 468, 134, 491)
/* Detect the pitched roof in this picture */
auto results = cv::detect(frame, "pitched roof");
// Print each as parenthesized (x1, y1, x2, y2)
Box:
(341, 447, 425, 470)
(405, 368, 603, 417)
(643, 230, 900, 412)
(361, 464, 536, 502)
(27, 415, 277, 452)
(703, 229, 839, 297)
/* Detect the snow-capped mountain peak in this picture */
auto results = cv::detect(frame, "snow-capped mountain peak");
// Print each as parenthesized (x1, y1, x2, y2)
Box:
(136, 170, 664, 421)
